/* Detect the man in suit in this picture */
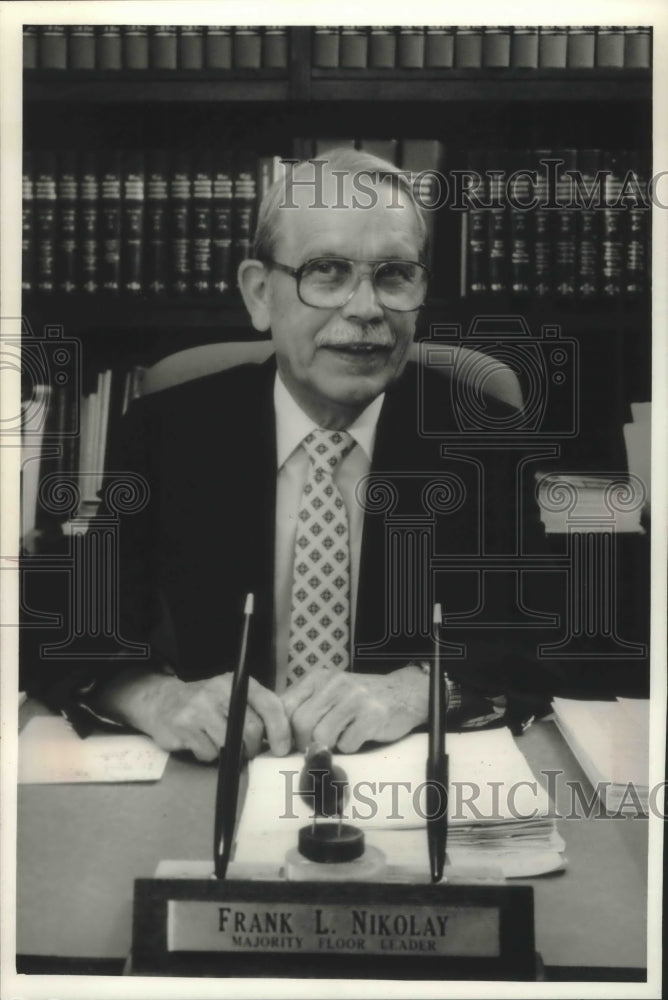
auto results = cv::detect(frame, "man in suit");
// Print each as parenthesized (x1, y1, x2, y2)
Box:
(28, 149, 549, 760)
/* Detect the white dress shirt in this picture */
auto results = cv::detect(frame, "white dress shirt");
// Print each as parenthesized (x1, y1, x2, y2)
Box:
(273, 373, 384, 692)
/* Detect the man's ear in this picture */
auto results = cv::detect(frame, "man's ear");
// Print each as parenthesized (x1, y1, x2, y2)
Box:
(238, 259, 271, 333)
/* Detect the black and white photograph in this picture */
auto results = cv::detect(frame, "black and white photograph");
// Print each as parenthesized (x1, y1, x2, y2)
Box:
(1, 1, 665, 997)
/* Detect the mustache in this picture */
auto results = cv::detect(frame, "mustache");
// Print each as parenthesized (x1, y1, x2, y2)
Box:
(315, 323, 395, 348)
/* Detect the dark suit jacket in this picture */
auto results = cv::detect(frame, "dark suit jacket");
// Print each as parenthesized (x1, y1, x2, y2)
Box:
(23, 357, 570, 728)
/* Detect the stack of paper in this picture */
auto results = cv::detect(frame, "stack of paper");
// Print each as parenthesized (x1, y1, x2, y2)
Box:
(234, 729, 565, 879)
(552, 697, 649, 813)
(536, 473, 645, 534)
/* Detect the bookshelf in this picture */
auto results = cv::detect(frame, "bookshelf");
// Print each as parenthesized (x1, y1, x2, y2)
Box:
(21, 25, 652, 540)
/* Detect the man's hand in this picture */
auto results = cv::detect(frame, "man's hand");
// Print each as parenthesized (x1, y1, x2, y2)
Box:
(90, 669, 292, 762)
(280, 665, 429, 753)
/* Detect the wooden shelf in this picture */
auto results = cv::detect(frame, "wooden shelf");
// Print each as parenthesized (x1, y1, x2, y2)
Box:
(23, 70, 290, 103)
(310, 69, 650, 103)
(24, 67, 650, 105)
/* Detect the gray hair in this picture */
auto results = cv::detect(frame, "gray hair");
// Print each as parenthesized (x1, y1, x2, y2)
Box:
(252, 146, 429, 264)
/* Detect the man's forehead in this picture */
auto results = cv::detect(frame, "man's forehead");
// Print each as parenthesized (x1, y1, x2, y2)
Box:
(274, 167, 420, 251)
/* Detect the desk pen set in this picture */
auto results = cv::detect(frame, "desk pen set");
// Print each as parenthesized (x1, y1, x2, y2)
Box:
(131, 594, 537, 978)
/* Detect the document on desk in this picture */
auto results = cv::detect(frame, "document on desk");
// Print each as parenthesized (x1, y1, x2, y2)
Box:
(18, 715, 169, 784)
(552, 697, 649, 812)
(234, 729, 565, 878)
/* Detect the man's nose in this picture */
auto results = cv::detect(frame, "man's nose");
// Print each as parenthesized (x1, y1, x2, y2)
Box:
(339, 274, 385, 322)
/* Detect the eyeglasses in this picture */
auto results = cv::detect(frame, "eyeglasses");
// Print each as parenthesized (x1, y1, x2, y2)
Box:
(262, 256, 429, 312)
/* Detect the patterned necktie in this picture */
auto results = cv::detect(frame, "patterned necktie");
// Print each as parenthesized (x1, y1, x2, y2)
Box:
(287, 429, 356, 686)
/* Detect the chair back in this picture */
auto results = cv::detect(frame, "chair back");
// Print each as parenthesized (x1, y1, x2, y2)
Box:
(143, 339, 524, 411)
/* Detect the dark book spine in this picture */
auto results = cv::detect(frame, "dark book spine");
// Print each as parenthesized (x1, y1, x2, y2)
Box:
(123, 26, 149, 69)
(340, 26, 368, 68)
(150, 26, 178, 70)
(179, 26, 204, 70)
(424, 27, 454, 68)
(508, 154, 531, 296)
(601, 151, 624, 298)
(205, 27, 232, 68)
(23, 25, 38, 69)
(212, 154, 233, 294)
(510, 26, 538, 68)
(96, 25, 122, 70)
(100, 151, 122, 293)
(232, 154, 257, 274)
(79, 152, 99, 294)
(146, 150, 169, 296)
(122, 151, 145, 294)
(625, 152, 649, 297)
(35, 151, 57, 294)
(454, 27, 482, 68)
(56, 150, 79, 294)
(396, 27, 424, 69)
(312, 27, 340, 68)
(22, 151, 35, 293)
(263, 26, 288, 68)
(539, 27, 567, 68)
(368, 27, 396, 68)
(596, 26, 625, 67)
(466, 152, 488, 296)
(533, 150, 553, 297)
(170, 151, 192, 294)
(39, 26, 67, 69)
(576, 149, 601, 298)
(624, 27, 651, 68)
(567, 26, 595, 68)
(554, 150, 577, 298)
(192, 151, 213, 294)
(233, 26, 262, 69)
(482, 27, 511, 68)
(69, 25, 96, 69)
(487, 157, 507, 294)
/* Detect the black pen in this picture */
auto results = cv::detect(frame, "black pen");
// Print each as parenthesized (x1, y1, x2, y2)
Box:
(426, 602, 448, 883)
(214, 592, 254, 879)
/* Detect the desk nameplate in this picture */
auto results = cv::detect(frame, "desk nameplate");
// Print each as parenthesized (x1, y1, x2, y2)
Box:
(132, 879, 536, 979)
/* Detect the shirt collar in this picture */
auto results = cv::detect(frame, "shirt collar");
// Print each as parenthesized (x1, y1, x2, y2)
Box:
(274, 372, 384, 469)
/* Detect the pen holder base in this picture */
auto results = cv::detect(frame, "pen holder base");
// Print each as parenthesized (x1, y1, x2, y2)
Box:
(298, 822, 365, 863)
(286, 844, 387, 881)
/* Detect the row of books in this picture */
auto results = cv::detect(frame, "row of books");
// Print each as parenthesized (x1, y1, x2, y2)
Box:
(311, 26, 651, 70)
(22, 149, 272, 296)
(25, 25, 652, 73)
(460, 148, 649, 300)
(23, 142, 650, 301)
(310, 139, 649, 300)
(21, 365, 145, 540)
(24, 25, 288, 71)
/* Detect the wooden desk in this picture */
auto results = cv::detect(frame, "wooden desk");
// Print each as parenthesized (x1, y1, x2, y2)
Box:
(16, 712, 647, 979)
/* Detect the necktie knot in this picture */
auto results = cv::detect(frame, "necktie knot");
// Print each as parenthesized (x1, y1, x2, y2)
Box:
(302, 429, 355, 474)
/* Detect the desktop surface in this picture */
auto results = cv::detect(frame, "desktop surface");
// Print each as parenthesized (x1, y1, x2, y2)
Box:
(16, 708, 648, 979)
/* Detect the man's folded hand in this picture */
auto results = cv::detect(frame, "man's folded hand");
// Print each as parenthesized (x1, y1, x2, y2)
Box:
(280, 664, 429, 753)
(90, 669, 292, 762)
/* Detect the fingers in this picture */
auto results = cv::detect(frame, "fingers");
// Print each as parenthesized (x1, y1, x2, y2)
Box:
(289, 671, 359, 752)
(246, 677, 292, 755)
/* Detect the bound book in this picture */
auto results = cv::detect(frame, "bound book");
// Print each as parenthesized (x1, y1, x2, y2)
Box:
(205, 27, 232, 69)
(39, 26, 67, 69)
(212, 153, 233, 294)
(170, 151, 193, 294)
(100, 151, 122, 293)
(56, 150, 79, 294)
(150, 26, 178, 70)
(146, 150, 169, 296)
(123, 26, 149, 70)
(22, 151, 35, 293)
(192, 151, 213, 294)
(35, 150, 57, 294)
(79, 152, 100, 294)
(97, 25, 122, 70)
(122, 151, 146, 294)
(69, 26, 96, 69)
(179, 26, 204, 70)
